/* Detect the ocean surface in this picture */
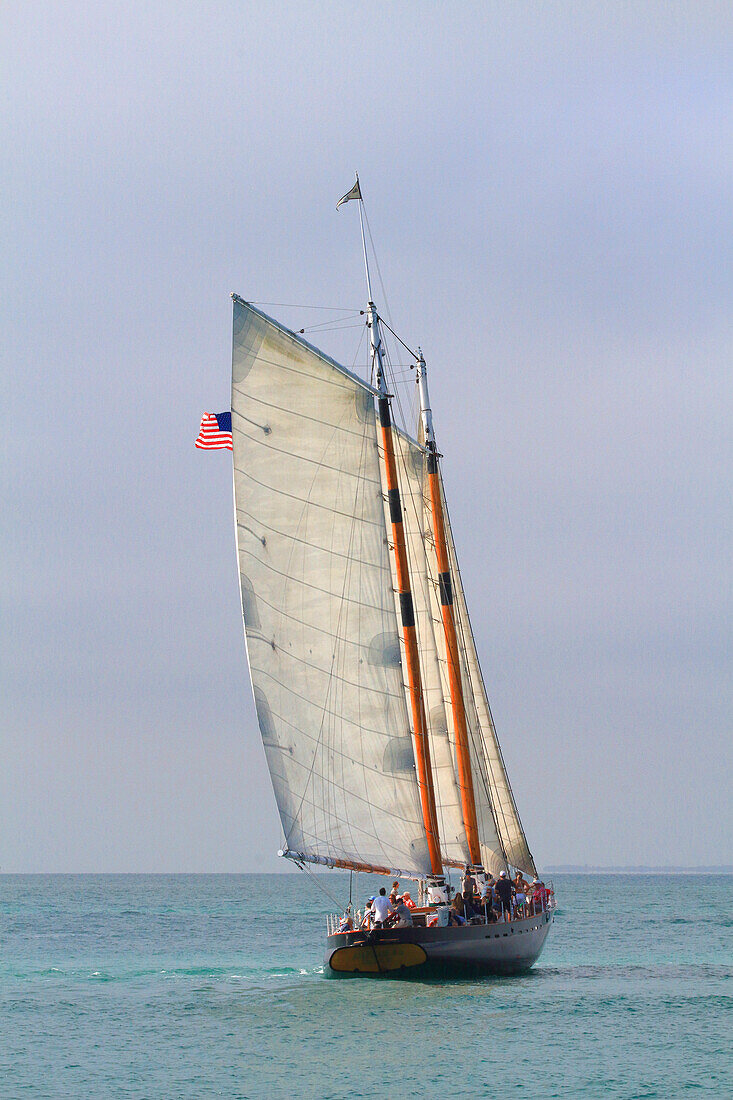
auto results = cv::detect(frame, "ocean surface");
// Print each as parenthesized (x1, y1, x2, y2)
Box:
(0, 874, 730, 1098)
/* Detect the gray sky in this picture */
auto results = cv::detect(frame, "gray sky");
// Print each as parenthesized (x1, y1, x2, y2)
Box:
(2, 1, 730, 872)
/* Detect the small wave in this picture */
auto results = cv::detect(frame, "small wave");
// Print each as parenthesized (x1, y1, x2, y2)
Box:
(540, 962, 731, 982)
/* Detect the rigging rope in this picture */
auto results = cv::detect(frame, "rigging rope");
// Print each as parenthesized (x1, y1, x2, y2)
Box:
(377, 313, 420, 363)
(361, 203, 393, 328)
(294, 860, 352, 913)
(250, 301, 359, 311)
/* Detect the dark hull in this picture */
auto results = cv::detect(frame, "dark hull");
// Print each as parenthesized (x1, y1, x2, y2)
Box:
(324, 910, 553, 978)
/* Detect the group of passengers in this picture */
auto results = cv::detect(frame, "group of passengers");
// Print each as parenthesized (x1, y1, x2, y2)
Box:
(339, 872, 551, 933)
(453, 869, 552, 925)
(350, 882, 418, 931)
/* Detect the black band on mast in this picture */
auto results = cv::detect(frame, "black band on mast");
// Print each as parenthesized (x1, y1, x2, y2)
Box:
(438, 571, 453, 607)
(387, 488, 403, 524)
(399, 591, 415, 629)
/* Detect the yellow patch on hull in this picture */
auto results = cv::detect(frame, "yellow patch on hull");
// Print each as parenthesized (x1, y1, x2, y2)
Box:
(329, 941, 428, 974)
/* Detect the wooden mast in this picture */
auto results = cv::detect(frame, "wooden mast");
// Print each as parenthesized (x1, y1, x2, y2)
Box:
(376, 385, 442, 875)
(417, 352, 482, 867)
(346, 186, 443, 879)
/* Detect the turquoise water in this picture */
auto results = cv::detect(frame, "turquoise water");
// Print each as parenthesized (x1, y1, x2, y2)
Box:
(0, 874, 730, 1098)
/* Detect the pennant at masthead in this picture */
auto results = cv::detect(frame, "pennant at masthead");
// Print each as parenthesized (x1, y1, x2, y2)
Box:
(336, 178, 362, 210)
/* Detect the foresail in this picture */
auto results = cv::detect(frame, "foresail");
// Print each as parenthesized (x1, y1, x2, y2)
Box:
(230, 298, 431, 876)
(407, 446, 511, 877)
(442, 491, 537, 877)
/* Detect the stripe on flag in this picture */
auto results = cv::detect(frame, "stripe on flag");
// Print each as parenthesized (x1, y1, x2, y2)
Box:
(195, 411, 233, 450)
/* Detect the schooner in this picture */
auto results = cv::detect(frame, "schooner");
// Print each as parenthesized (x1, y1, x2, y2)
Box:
(228, 183, 554, 975)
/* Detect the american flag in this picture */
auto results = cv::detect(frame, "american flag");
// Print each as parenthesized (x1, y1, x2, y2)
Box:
(195, 411, 233, 450)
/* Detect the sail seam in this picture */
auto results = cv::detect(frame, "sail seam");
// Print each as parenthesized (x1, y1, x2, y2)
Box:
(237, 543, 392, 614)
(248, 643, 402, 697)
(234, 436, 384, 490)
(249, 664, 409, 742)
(236, 506, 390, 573)
(239, 586, 390, 645)
(234, 466, 385, 530)
(231, 386, 376, 441)
(267, 749, 424, 829)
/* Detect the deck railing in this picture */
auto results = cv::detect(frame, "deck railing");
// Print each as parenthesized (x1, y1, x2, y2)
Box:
(327, 882, 555, 935)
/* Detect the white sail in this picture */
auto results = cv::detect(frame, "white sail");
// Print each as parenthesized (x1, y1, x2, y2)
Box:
(231, 298, 431, 876)
(382, 430, 471, 867)
(442, 490, 537, 877)
(393, 435, 512, 876)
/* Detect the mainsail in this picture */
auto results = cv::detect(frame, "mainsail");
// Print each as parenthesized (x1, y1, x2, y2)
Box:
(230, 298, 431, 876)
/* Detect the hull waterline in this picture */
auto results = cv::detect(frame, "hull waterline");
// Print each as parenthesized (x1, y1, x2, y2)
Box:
(324, 910, 553, 978)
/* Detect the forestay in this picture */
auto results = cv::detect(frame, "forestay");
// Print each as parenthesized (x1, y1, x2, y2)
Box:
(230, 298, 432, 876)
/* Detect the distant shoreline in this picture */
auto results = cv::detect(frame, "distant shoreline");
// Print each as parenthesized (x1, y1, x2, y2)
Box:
(544, 865, 733, 875)
(1, 866, 732, 876)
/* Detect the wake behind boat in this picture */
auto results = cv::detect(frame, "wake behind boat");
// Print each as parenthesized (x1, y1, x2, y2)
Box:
(213, 180, 556, 977)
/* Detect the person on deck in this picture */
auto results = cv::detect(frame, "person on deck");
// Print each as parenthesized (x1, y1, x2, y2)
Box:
(389, 897, 413, 928)
(361, 896, 376, 929)
(449, 892, 467, 926)
(338, 906, 354, 932)
(463, 890, 478, 920)
(480, 877, 495, 922)
(371, 887, 391, 928)
(494, 870, 513, 921)
(462, 867, 476, 901)
(513, 876, 527, 918)
(532, 879, 552, 913)
(389, 881, 400, 905)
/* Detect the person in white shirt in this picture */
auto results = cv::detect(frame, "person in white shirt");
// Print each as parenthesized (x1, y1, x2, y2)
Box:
(371, 887, 392, 927)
